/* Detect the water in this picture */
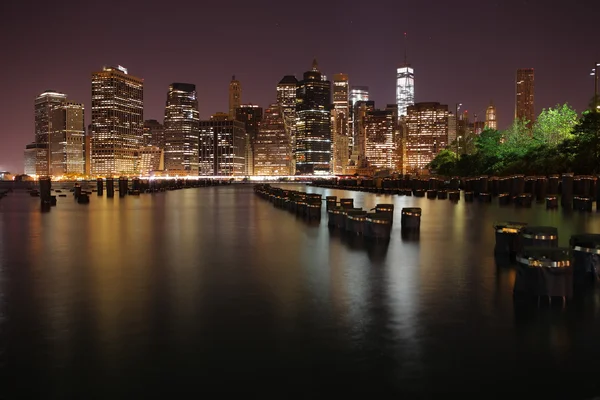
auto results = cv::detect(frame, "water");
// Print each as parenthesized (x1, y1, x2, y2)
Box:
(2, 184, 600, 398)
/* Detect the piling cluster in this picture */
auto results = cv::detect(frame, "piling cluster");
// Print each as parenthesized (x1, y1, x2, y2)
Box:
(254, 184, 323, 220)
(36, 177, 227, 211)
(311, 174, 600, 211)
(253, 184, 422, 240)
(495, 222, 600, 304)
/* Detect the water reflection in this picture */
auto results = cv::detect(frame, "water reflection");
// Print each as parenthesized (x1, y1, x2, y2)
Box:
(4, 185, 600, 397)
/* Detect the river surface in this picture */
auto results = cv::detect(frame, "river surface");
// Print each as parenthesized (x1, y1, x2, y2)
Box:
(2, 183, 600, 398)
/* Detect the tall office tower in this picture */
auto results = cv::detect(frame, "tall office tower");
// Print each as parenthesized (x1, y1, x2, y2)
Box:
(235, 105, 263, 141)
(91, 66, 143, 175)
(49, 101, 85, 175)
(351, 100, 376, 168)
(199, 114, 246, 176)
(229, 76, 242, 119)
(349, 86, 369, 107)
(163, 83, 199, 175)
(364, 109, 396, 169)
(144, 120, 165, 149)
(485, 102, 497, 130)
(515, 68, 535, 127)
(295, 59, 332, 175)
(332, 73, 350, 174)
(34, 90, 67, 175)
(405, 102, 448, 171)
(254, 103, 291, 176)
(277, 75, 298, 173)
(396, 63, 415, 119)
(235, 104, 263, 175)
(24, 143, 46, 176)
(348, 86, 369, 146)
(447, 112, 457, 144)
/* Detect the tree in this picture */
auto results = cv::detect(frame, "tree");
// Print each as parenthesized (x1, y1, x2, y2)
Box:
(502, 119, 535, 157)
(533, 103, 578, 146)
(429, 149, 457, 175)
(569, 110, 600, 173)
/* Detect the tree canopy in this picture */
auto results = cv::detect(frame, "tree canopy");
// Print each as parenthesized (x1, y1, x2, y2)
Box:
(428, 103, 600, 176)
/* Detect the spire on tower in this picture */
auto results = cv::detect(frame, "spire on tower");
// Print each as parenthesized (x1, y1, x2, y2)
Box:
(232, 75, 236, 81)
(403, 32, 408, 65)
(312, 58, 319, 72)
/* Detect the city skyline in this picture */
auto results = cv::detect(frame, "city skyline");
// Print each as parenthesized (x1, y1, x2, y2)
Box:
(1, 0, 598, 173)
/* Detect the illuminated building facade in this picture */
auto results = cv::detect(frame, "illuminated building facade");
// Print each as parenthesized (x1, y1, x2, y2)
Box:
(235, 104, 263, 175)
(350, 100, 375, 169)
(49, 101, 85, 175)
(91, 66, 144, 175)
(485, 102, 497, 130)
(448, 112, 457, 144)
(396, 64, 415, 118)
(254, 103, 291, 176)
(365, 109, 395, 169)
(349, 86, 369, 107)
(138, 146, 164, 175)
(24, 143, 46, 176)
(163, 83, 199, 175)
(348, 86, 369, 149)
(277, 75, 298, 173)
(295, 59, 332, 175)
(406, 102, 448, 171)
(332, 73, 349, 174)
(144, 119, 165, 149)
(34, 90, 67, 175)
(515, 68, 534, 127)
(199, 114, 246, 176)
(229, 76, 242, 119)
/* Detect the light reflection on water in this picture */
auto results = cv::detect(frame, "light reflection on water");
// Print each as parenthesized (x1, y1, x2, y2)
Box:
(1, 183, 600, 397)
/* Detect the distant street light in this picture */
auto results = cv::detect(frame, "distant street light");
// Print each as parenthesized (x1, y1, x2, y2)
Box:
(592, 62, 599, 111)
(455, 103, 462, 156)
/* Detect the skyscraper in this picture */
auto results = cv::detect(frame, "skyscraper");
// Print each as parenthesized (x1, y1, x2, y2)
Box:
(144, 120, 165, 149)
(396, 64, 415, 119)
(349, 86, 369, 148)
(254, 103, 291, 176)
(332, 73, 350, 174)
(199, 114, 246, 176)
(49, 101, 85, 176)
(485, 102, 497, 130)
(235, 105, 263, 142)
(364, 109, 395, 170)
(91, 66, 143, 175)
(229, 76, 242, 119)
(351, 100, 376, 169)
(295, 59, 332, 175)
(515, 68, 534, 127)
(34, 90, 67, 175)
(349, 86, 369, 106)
(235, 104, 262, 175)
(448, 112, 457, 144)
(406, 102, 448, 171)
(163, 83, 200, 175)
(277, 75, 298, 173)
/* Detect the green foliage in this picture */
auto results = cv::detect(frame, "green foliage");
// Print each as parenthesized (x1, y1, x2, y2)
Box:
(533, 103, 578, 146)
(427, 102, 600, 176)
(429, 149, 458, 175)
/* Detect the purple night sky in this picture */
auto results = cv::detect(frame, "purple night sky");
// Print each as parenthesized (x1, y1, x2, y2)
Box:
(1, 0, 598, 173)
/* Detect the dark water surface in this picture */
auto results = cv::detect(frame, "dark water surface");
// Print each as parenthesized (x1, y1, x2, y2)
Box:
(2, 183, 600, 398)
